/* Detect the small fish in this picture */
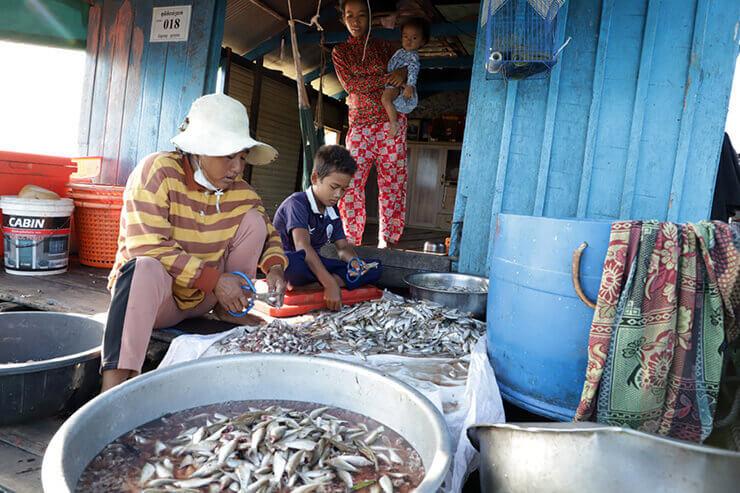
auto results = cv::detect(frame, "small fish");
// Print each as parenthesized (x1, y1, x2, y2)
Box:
(250, 426, 266, 454)
(289, 485, 320, 493)
(244, 476, 270, 493)
(176, 476, 217, 488)
(379, 475, 393, 493)
(192, 426, 205, 444)
(218, 438, 238, 465)
(338, 469, 353, 488)
(139, 463, 155, 484)
(283, 439, 317, 451)
(327, 456, 357, 472)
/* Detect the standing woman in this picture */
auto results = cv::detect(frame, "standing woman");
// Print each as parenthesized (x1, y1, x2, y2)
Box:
(332, 0, 408, 248)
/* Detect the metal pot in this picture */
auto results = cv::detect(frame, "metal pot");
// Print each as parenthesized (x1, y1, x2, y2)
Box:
(423, 241, 446, 253)
(468, 422, 740, 492)
(43, 354, 452, 492)
(405, 272, 488, 320)
(0, 312, 103, 425)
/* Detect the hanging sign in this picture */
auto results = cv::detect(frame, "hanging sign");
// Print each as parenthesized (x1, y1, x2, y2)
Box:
(150, 5, 192, 43)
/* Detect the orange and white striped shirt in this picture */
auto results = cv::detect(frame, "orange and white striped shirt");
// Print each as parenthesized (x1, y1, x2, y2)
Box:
(108, 152, 287, 309)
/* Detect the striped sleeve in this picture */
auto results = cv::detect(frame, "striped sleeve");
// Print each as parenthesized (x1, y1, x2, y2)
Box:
(122, 155, 220, 293)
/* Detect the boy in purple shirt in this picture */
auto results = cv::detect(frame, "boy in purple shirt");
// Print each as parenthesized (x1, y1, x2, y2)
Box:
(273, 145, 382, 310)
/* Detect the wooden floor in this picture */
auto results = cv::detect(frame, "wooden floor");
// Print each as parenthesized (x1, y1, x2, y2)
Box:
(359, 224, 449, 250)
(0, 260, 110, 315)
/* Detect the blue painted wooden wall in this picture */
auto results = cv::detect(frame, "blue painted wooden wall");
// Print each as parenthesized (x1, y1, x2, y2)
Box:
(452, 0, 740, 276)
(78, 0, 226, 185)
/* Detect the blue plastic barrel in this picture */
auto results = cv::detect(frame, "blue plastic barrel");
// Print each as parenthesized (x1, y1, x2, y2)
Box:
(487, 214, 611, 421)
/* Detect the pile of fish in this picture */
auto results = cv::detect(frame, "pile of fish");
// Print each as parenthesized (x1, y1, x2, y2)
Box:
(134, 405, 419, 493)
(212, 321, 329, 355)
(310, 298, 485, 358)
(212, 298, 485, 359)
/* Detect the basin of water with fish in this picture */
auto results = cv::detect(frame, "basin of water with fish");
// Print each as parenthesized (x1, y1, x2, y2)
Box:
(43, 354, 452, 492)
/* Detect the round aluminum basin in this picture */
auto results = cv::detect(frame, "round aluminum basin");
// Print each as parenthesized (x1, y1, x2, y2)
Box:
(405, 272, 489, 320)
(0, 312, 103, 425)
(43, 354, 452, 492)
(468, 422, 740, 492)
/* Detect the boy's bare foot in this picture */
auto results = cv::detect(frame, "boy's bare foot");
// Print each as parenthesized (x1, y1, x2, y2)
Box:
(388, 120, 399, 138)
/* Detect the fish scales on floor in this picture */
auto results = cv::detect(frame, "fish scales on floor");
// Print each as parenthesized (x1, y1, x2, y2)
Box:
(212, 298, 485, 359)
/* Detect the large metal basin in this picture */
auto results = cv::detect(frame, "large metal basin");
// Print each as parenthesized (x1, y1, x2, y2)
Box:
(43, 354, 452, 492)
(0, 312, 103, 425)
(468, 422, 740, 492)
(405, 272, 488, 320)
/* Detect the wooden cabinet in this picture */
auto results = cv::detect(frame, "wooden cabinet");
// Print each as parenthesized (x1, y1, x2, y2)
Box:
(365, 142, 461, 231)
(406, 142, 461, 230)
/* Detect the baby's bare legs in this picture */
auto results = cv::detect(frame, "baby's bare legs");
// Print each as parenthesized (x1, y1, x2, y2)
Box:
(382, 86, 401, 138)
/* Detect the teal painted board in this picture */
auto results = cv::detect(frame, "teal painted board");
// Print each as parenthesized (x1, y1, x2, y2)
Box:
(79, 0, 226, 185)
(453, 0, 740, 277)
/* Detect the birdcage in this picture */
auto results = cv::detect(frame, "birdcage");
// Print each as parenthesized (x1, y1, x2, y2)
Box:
(483, 0, 567, 81)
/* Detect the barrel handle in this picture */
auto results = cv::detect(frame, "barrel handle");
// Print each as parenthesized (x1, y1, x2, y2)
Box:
(572, 242, 596, 310)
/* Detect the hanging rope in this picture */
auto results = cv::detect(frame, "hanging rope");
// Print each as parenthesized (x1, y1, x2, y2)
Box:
(315, 30, 326, 129)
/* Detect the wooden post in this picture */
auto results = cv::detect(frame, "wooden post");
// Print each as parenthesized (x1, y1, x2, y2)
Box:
(245, 57, 264, 183)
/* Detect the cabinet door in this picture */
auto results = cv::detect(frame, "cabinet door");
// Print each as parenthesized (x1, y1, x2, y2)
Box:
(408, 147, 445, 228)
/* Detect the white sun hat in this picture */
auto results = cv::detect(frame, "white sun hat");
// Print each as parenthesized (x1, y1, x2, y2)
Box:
(171, 93, 278, 165)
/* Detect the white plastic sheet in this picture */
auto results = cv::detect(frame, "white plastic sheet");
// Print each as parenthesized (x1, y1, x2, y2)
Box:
(159, 328, 504, 492)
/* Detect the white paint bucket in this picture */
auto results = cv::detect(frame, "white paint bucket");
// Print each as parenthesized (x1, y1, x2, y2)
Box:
(0, 196, 75, 276)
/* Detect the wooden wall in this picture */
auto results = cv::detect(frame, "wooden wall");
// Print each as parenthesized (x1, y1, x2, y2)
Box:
(79, 0, 226, 185)
(225, 58, 348, 216)
(452, 0, 740, 275)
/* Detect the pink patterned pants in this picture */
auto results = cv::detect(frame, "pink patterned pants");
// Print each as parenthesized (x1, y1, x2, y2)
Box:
(339, 115, 407, 245)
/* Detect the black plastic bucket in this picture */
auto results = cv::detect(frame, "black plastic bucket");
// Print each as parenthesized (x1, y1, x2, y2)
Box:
(0, 312, 103, 425)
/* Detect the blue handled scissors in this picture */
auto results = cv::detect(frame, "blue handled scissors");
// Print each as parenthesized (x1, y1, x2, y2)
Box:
(227, 271, 283, 317)
(345, 258, 379, 284)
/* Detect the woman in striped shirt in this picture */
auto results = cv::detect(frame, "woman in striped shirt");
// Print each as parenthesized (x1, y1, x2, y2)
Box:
(101, 94, 287, 392)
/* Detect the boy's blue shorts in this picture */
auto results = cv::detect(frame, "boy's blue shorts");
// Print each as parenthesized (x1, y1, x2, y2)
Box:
(284, 250, 382, 289)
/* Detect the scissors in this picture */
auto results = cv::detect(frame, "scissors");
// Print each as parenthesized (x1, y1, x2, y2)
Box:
(345, 257, 380, 284)
(227, 271, 284, 317)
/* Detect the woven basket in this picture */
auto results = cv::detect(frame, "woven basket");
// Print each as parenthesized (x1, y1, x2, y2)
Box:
(67, 184, 124, 269)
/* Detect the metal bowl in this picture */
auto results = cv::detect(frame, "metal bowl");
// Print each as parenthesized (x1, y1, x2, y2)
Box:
(43, 354, 452, 493)
(405, 272, 489, 320)
(0, 312, 103, 425)
(468, 422, 740, 492)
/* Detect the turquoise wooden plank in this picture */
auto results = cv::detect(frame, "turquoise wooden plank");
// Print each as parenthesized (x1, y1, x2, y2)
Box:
(502, 78, 546, 214)
(533, 1, 569, 216)
(576, 0, 614, 217)
(587, 0, 646, 218)
(675, 0, 740, 221)
(78, 3, 102, 155)
(492, 82, 519, 214)
(667, 0, 708, 222)
(453, 0, 508, 275)
(544, 0, 601, 218)
(99, 0, 134, 185)
(455, 0, 739, 275)
(632, 0, 696, 220)
(619, 0, 660, 218)
(85, 0, 120, 160)
(134, 33, 168, 165)
(116, 0, 150, 184)
(204, 0, 227, 94)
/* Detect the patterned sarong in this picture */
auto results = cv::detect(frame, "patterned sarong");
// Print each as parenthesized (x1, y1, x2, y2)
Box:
(574, 221, 739, 442)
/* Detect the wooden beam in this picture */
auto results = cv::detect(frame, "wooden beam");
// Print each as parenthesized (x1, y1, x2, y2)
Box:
(245, 21, 477, 59)
(246, 57, 264, 183)
(244, 4, 337, 60)
(249, 0, 286, 22)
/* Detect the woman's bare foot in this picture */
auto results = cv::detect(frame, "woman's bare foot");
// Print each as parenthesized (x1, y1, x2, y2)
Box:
(388, 120, 399, 138)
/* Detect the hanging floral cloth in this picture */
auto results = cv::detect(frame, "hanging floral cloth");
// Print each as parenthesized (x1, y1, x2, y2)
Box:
(574, 221, 740, 442)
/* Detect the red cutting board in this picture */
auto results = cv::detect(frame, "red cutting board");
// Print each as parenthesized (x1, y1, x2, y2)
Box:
(252, 282, 383, 318)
